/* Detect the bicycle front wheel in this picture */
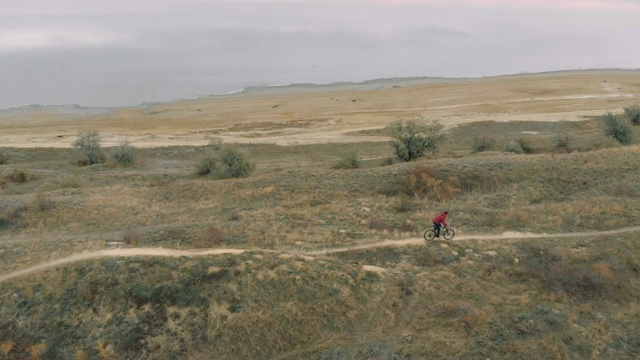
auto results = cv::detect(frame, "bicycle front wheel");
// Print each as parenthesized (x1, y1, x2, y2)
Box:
(442, 228, 455, 240)
(424, 229, 436, 241)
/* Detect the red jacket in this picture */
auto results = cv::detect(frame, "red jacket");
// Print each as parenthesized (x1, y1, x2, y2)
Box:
(433, 213, 448, 226)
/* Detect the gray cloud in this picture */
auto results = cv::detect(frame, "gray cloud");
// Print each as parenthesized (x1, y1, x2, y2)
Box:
(0, 2, 638, 108)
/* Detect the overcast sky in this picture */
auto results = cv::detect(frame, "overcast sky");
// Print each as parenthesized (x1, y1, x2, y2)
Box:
(1, 0, 639, 109)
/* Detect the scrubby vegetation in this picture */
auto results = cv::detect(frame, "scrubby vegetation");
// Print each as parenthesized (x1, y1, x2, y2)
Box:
(1, 115, 640, 359)
(624, 104, 640, 125)
(554, 132, 571, 152)
(333, 151, 361, 169)
(603, 111, 633, 144)
(472, 134, 496, 153)
(1, 235, 638, 359)
(196, 145, 255, 179)
(0, 152, 9, 165)
(5, 169, 34, 184)
(110, 141, 138, 165)
(505, 138, 533, 154)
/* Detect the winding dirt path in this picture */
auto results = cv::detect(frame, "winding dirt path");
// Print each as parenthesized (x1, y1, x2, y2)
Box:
(1, 226, 639, 284)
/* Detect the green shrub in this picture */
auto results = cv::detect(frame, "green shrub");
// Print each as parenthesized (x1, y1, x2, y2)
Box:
(333, 151, 360, 169)
(505, 138, 533, 154)
(73, 130, 105, 165)
(554, 133, 570, 151)
(196, 145, 255, 179)
(197, 155, 218, 176)
(110, 142, 137, 165)
(388, 119, 444, 162)
(624, 104, 640, 125)
(0, 152, 9, 165)
(603, 111, 632, 144)
(472, 134, 496, 153)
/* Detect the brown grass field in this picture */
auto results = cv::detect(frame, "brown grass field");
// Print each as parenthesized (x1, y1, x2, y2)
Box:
(1, 70, 640, 359)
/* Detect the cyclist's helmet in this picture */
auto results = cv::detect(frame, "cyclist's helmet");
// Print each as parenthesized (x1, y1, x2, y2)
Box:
(444, 211, 448, 214)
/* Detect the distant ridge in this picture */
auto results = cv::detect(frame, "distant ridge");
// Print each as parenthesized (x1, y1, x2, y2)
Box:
(0, 103, 114, 117)
(2, 68, 638, 113)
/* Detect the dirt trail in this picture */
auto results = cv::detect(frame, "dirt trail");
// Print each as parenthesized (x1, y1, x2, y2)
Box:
(2, 226, 640, 284)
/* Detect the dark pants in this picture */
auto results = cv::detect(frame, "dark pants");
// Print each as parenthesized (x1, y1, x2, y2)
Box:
(434, 222, 441, 237)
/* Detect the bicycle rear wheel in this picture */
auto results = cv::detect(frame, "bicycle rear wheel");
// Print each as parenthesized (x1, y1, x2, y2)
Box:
(424, 229, 436, 241)
(443, 228, 455, 240)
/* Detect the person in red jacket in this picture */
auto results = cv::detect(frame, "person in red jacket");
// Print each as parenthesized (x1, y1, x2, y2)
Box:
(432, 211, 448, 238)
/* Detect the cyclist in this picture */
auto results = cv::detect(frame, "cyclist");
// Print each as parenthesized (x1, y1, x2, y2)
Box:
(432, 211, 448, 239)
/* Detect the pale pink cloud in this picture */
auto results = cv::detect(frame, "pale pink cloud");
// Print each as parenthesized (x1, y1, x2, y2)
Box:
(375, 0, 640, 10)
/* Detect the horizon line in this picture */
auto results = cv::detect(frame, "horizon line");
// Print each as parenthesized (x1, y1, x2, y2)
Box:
(1, 67, 638, 112)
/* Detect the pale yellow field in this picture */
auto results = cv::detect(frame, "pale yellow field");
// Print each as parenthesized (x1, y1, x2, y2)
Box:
(1, 70, 638, 148)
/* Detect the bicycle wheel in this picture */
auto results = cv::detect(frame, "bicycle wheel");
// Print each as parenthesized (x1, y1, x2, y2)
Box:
(443, 228, 455, 240)
(424, 229, 436, 241)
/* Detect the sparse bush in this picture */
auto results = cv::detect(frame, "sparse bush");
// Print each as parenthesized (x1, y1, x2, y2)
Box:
(521, 139, 534, 153)
(195, 226, 226, 247)
(505, 139, 523, 154)
(6, 168, 34, 183)
(110, 142, 138, 165)
(208, 137, 224, 150)
(394, 194, 416, 213)
(333, 151, 360, 169)
(33, 193, 53, 211)
(196, 145, 255, 179)
(122, 227, 143, 245)
(73, 130, 105, 165)
(472, 134, 496, 153)
(229, 211, 241, 221)
(505, 138, 533, 154)
(624, 104, 640, 125)
(603, 111, 632, 144)
(0, 152, 9, 165)
(388, 119, 444, 162)
(554, 133, 570, 151)
(0, 205, 27, 231)
(380, 157, 394, 166)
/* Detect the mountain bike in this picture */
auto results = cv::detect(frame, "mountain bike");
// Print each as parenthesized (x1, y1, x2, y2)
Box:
(424, 225, 455, 241)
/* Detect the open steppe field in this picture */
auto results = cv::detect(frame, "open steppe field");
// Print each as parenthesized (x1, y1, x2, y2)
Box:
(1, 71, 640, 359)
